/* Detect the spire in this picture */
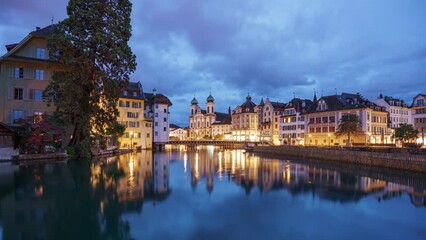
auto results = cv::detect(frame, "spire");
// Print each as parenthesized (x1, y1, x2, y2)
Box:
(259, 97, 264, 106)
(313, 89, 318, 103)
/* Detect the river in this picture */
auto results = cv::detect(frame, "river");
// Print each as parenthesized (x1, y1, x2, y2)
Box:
(0, 146, 425, 240)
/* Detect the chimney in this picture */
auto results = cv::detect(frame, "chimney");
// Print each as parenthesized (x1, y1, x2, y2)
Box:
(153, 88, 157, 96)
(36, 27, 41, 30)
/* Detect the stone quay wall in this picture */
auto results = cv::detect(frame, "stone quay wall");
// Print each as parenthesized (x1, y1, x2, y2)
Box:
(252, 146, 426, 173)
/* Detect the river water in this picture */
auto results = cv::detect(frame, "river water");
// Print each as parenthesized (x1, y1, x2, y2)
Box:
(0, 146, 425, 240)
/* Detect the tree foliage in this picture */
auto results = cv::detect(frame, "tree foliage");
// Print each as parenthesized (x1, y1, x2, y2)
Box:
(44, 0, 136, 154)
(19, 115, 63, 154)
(334, 113, 363, 146)
(394, 123, 418, 144)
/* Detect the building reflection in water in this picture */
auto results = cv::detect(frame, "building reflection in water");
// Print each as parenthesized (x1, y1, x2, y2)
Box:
(184, 146, 426, 206)
(0, 150, 170, 239)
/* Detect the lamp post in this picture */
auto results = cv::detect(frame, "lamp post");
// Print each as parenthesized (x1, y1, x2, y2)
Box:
(129, 131, 133, 150)
(328, 133, 331, 147)
(308, 134, 312, 146)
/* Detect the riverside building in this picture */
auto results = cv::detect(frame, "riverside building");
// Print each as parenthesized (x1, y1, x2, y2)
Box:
(279, 98, 313, 145)
(411, 94, 426, 146)
(231, 94, 259, 142)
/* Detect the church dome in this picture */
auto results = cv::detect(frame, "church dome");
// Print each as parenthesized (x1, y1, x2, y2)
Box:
(191, 97, 198, 105)
(206, 94, 215, 102)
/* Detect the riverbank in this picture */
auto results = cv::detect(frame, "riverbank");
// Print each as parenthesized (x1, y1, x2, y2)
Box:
(252, 146, 426, 173)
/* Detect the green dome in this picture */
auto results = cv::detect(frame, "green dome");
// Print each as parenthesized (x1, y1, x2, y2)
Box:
(246, 94, 252, 101)
(191, 97, 198, 105)
(207, 94, 215, 102)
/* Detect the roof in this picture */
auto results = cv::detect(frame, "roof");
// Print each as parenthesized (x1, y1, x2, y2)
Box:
(2, 25, 54, 59)
(411, 94, 426, 107)
(306, 93, 382, 114)
(271, 101, 286, 109)
(145, 93, 173, 106)
(30, 25, 55, 37)
(170, 124, 182, 129)
(215, 112, 232, 124)
(120, 82, 145, 100)
(191, 97, 198, 105)
(237, 95, 257, 113)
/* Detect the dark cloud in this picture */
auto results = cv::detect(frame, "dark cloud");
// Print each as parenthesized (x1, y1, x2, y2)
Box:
(1, 0, 425, 126)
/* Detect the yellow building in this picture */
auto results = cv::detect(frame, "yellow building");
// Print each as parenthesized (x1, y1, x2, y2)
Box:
(117, 82, 152, 149)
(231, 94, 259, 142)
(306, 93, 391, 146)
(0, 25, 64, 125)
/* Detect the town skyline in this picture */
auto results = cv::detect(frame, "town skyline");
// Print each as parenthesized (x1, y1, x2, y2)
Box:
(1, 0, 425, 126)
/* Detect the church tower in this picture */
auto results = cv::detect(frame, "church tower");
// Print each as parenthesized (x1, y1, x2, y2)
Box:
(206, 93, 215, 114)
(190, 96, 198, 116)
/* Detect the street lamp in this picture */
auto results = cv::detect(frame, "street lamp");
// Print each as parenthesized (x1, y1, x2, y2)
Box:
(129, 131, 133, 150)
(328, 133, 331, 147)
(308, 134, 312, 146)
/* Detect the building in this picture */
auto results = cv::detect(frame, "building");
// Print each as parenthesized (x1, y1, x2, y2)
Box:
(373, 95, 411, 129)
(306, 93, 391, 146)
(169, 124, 188, 140)
(0, 25, 63, 125)
(117, 82, 152, 149)
(211, 112, 232, 140)
(188, 94, 231, 140)
(259, 98, 286, 145)
(144, 89, 172, 149)
(411, 94, 426, 145)
(279, 98, 312, 145)
(231, 94, 259, 141)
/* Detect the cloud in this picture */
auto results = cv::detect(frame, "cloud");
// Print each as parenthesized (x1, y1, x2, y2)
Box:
(1, 0, 425, 125)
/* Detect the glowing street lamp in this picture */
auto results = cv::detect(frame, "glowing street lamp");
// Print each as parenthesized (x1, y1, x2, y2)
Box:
(129, 131, 133, 150)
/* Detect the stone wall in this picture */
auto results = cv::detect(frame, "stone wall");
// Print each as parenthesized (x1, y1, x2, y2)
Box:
(253, 146, 426, 173)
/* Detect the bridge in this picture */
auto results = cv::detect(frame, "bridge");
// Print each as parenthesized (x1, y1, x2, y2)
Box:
(167, 140, 270, 149)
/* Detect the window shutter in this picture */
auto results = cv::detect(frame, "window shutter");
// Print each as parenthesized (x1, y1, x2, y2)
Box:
(8, 66, 14, 78)
(29, 89, 34, 100)
(8, 87, 13, 99)
(23, 88, 29, 100)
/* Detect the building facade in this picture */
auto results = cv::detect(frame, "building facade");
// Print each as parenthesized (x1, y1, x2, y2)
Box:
(373, 95, 411, 129)
(169, 124, 188, 140)
(117, 82, 152, 149)
(0, 26, 63, 125)
(231, 94, 259, 142)
(144, 89, 173, 148)
(411, 94, 426, 145)
(279, 98, 312, 145)
(259, 98, 286, 145)
(305, 93, 391, 146)
(188, 94, 231, 140)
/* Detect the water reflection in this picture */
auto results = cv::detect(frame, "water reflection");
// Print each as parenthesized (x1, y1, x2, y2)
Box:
(184, 148, 426, 207)
(0, 148, 424, 239)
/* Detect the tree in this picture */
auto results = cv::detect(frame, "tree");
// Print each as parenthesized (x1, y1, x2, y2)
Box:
(44, 0, 136, 156)
(19, 115, 63, 154)
(334, 113, 362, 147)
(393, 123, 418, 144)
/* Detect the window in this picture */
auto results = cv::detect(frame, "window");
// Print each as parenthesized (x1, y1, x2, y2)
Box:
(155, 131, 158, 136)
(125, 101, 129, 107)
(155, 113, 158, 117)
(133, 92, 137, 97)
(33, 111, 43, 116)
(35, 69, 44, 80)
(29, 89, 43, 101)
(155, 104, 158, 109)
(36, 48, 46, 59)
(123, 91, 128, 96)
(14, 88, 23, 100)
(13, 110, 23, 123)
(164, 117, 167, 122)
(14, 67, 24, 78)
(155, 122, 158, 126)
(163, 127, 167, 131)
(416, 99, 425, 106)
(147, 133, 150, 138)
(164, 109, 167, 113)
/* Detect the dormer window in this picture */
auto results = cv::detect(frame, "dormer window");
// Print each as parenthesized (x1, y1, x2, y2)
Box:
(133, 92, 137, 97)
(123, 91, 128, 96)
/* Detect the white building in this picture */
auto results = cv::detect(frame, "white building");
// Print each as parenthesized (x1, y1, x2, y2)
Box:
(144, 89, 172, 150)
(411, 94, 426, 146)
(279, 98, 312, 145)
(169, 124, 187, 140)
(259, 98, 286, 145)
(373, 95, 411, 129)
